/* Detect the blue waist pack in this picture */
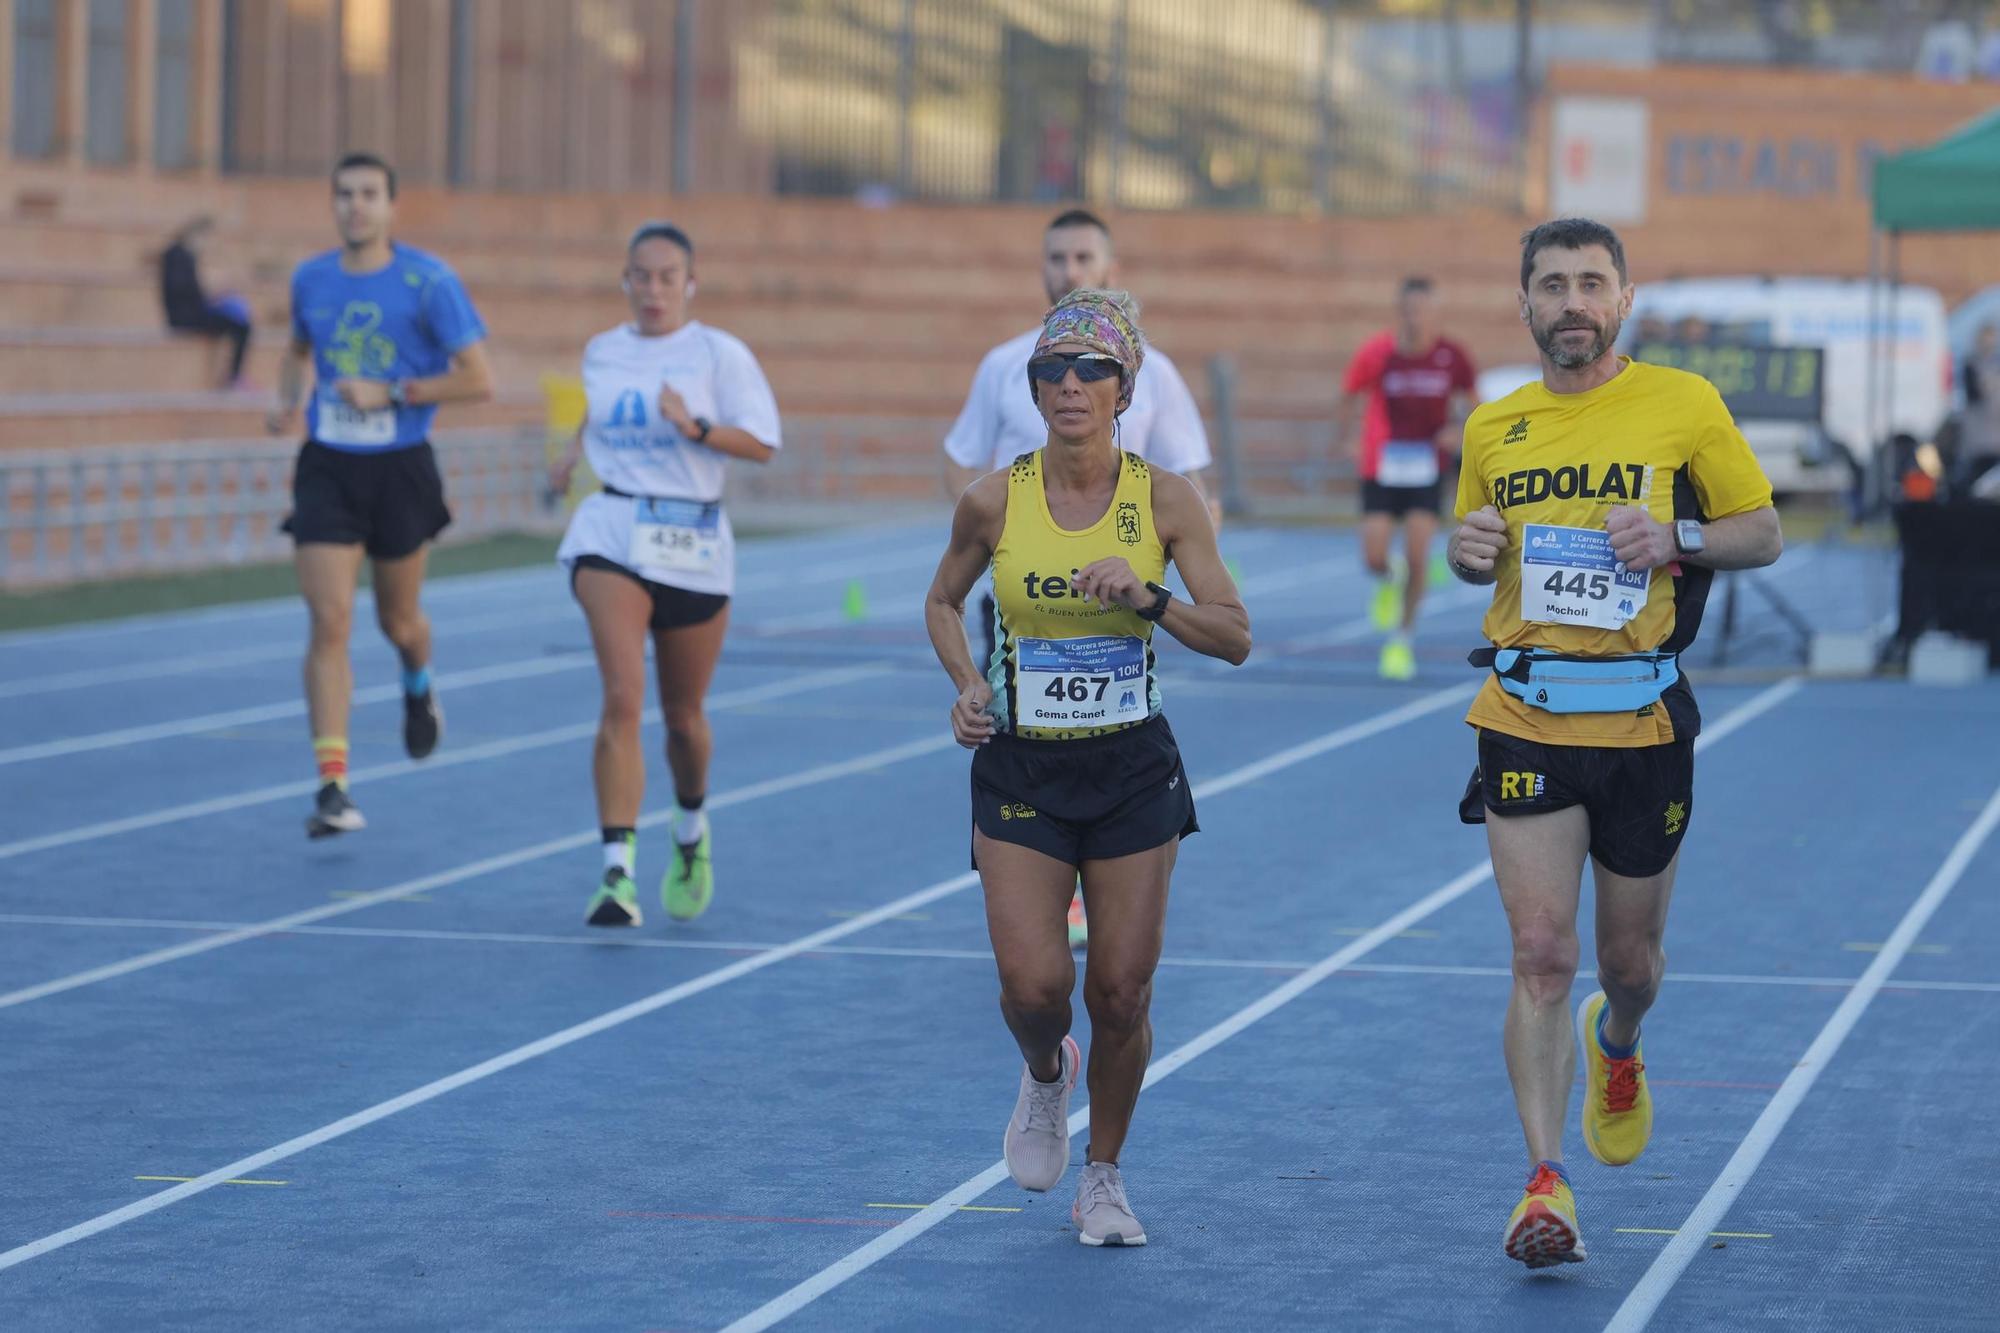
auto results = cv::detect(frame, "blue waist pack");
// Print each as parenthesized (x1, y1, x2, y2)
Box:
(1469, 646, 1680, 714)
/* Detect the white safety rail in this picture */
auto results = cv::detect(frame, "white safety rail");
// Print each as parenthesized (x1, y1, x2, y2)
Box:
(0, 428, 557, 588)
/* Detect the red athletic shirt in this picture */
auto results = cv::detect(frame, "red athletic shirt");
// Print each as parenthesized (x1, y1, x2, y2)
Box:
(1342, 331, 1477, 480)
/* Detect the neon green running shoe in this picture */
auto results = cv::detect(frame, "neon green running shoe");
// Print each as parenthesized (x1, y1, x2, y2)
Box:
(1429, 552, 1453, 585)
(586, 867, 642, 928)
(1379, 638, 1417, 681)
(663, 827, 714, 920)
(1369, 578, 1400, 631)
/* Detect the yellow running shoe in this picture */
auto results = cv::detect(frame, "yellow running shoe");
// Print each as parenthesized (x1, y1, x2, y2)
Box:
(1577, 991, 1652, 1166)
(1067, 887, 1088, 949)
(1378, 638, 1416, 681)
(1502, 1161, 1587, 1268)
(1369, 578, 1400, 630)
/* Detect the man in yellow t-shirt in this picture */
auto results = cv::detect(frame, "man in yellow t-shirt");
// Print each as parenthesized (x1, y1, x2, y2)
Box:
(1445, 218, 1782, 1270)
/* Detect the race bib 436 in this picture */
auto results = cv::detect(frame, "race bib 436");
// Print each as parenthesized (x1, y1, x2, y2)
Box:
(628, 498, 720, 579)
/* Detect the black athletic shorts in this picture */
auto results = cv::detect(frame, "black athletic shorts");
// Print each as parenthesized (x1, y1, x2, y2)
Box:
(971, 713, 1197, 869)
(1458, 728, 1695, 879)
(283, 440, 451, 560)
(570, 554, 729, 631)
(1360, 479, 1443, 518)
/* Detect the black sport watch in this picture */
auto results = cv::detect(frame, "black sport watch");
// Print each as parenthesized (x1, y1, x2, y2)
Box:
(1135, 581, 1172, 622)
(691, 416, 713, 443)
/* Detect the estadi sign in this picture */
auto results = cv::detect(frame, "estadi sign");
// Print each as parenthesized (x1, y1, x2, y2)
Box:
(1535, 64, 1997, 297)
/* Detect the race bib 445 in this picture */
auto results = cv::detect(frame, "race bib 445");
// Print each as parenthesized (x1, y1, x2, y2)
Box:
(1519, 524, 1648, 629)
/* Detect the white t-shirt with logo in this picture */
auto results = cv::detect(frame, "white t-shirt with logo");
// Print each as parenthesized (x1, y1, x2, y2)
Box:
(941, 328, 1212, 475)
(556, 321, 782, 597)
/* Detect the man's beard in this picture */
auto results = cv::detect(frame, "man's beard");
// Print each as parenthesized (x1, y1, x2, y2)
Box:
(1534, 312, 1620, 369)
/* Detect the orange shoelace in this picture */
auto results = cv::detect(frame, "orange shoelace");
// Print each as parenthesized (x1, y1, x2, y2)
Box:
(1603, 1056, 1646, 1114)
(1525, 1163, 1566, 1197)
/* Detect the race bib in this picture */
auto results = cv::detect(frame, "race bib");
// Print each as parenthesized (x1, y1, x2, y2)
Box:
(1519, 524, 1649, 630)
(627, 498, 721, 579)
(1016, 635, 1148, 730)
(316, 394, 397, 447)
(1377, 439, 1440, 488)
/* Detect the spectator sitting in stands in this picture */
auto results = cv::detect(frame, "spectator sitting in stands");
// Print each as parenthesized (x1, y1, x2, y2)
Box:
(160, 217, 253, 390)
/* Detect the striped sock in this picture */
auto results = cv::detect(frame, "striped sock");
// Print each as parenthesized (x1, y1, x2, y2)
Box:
(314, 736, 349, 790)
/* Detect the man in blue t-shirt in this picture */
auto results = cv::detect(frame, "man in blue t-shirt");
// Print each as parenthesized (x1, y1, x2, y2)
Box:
(268, 152, 494, 839)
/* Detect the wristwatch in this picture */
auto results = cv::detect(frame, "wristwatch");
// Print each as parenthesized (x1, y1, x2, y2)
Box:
(1673, 519, 1705, 556)
(691, 416, 713, 443)
(387, 380, 409, 409)
(1135, 581, 1172, 622)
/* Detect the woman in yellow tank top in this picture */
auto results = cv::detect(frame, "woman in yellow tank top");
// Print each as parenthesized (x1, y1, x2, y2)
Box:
(924, 288, 1250, 1247)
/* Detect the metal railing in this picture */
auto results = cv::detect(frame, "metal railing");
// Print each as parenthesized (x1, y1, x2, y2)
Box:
(0, 428, 557, 588)
(741, 0, 1532, 216)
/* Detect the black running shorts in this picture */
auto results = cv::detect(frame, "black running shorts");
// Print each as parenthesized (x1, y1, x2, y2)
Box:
(569, 554, 729, 631)
(1360, 478, 1443, 518)
(1459, 728, 1695, 879)
(283, 440, 451, 560)
(970, 713, 1197, 869)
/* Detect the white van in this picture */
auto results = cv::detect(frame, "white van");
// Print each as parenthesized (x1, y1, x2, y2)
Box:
(1622, 277, 1952, 495)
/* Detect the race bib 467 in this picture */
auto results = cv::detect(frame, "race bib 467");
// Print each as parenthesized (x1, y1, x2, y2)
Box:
(1016, 635, 1147, 730)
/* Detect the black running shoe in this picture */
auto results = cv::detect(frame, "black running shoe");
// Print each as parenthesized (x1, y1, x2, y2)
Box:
(403, 689, 442, 759)
(586, 867, 643, 927)
(306, 782, 365, 839)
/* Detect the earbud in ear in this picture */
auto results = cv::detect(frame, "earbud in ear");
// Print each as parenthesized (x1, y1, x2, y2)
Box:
(685, 280, 697, 298)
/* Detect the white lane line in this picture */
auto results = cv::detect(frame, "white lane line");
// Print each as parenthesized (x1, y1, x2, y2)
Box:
(0, 678, 1477, 1270)
(0, 559, 584, 650)
(717, 678, 1803, 1333)
(0, 727, 957, 1013)
(1603, 774, 2000, 1333)
(0, 663, 895, 863)
(1183, 578, 1485, 678)
(0, 603, 578, 701)
(0, 545, 953, 749)
(0, 651, 598, 766)
(746, 552, 1367, 636)
(0, 525, 946, 652)
(14, 919, 1997, 998)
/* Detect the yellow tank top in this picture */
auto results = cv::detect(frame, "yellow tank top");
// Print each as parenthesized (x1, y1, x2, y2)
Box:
(987, 449, 1168, 740)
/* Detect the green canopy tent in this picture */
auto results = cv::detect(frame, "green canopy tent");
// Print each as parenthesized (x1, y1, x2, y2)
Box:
(1873, 106, 2000, 232)
(1866, 108, 2000, 466)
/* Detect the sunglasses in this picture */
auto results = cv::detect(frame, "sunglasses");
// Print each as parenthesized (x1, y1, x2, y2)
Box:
(1027, 352, 1124, 384)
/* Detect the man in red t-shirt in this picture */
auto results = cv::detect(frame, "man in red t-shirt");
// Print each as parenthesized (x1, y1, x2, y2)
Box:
(1337, 276, 1477, 679)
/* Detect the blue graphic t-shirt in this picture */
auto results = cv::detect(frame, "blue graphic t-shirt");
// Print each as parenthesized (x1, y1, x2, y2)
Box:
(289, 244, 487, 452)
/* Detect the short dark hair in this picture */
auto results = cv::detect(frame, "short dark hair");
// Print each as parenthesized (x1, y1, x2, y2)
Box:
(627, 221, 694, 262)
(332, 152, 397, 199)
(1045, 208, 1111, 240)
(1519, 218, 1627, 291)
(1399, 275, 1434, 296)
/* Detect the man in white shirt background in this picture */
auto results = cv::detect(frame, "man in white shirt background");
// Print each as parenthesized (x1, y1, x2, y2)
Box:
(943, 208, 1216, 514)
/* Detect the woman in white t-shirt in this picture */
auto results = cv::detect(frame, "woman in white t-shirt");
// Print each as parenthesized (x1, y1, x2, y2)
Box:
(549, 222, 782, 927)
